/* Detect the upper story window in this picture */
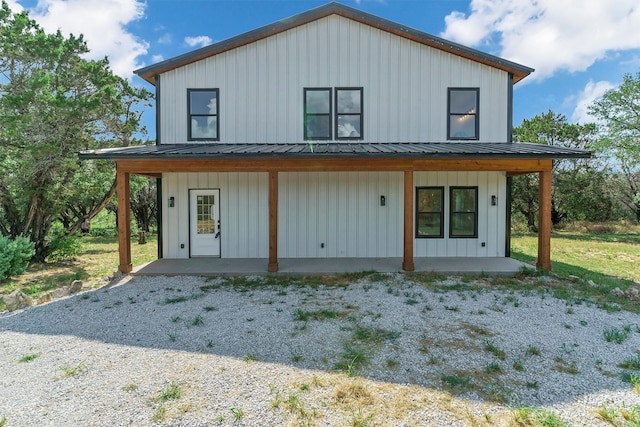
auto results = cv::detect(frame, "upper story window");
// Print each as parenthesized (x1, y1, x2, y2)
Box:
(188, 89, 219, 141)
(336, 88, 363, 140)
(303, 87, 364, 141)
(450, 187, 478, 238)
(448, 88, 479, 140)
(304, 88, 332, 140)
(416, 187, 444, 238)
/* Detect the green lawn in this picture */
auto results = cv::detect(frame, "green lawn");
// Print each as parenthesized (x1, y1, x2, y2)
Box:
(511, 230, 639, 284)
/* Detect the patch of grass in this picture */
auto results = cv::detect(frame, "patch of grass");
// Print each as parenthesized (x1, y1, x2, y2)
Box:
(243, 354, 258, 362)
(386, 359, 400, 369)
(191, 314, 204, 326)
(462, 322, 493, 337)
(334, 345, 369, 376)
(151, 406, 166, 423)
(441, 373, 473, 390)
(292, 308, 347, 322)
(163, 293, 203, 304)
(18, 353, 39, 363)
(153, 382, 183, 403)
(352, 324, 401, 344)
(203, 306, 217, 312)
(0, 416, 6, 427)
(59, 361, 87, 378)
(485, 361, 503, 375)
(619, 354, 640, 370)
(512, 358, 525, 371)
(229, 407, 244, 421)
(512, 406, 568, 426)
(525, 345, 542, 357)
(604, 327, 629, 344)
(595, 405, 618, 424)
(552, 357, 579, 375)
(484, 340, 506, 360)
(628, 374, 640, 393)
(122, 384, 138, 392)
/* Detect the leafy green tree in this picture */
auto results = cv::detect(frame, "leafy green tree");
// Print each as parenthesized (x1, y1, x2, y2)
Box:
(589, 72, 640, 222)
(0, 2, 152, 261)
(513, 110, 609, 228)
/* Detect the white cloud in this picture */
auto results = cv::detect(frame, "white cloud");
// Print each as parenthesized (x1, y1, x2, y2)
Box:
(184, 35, 212, 48)
(570, 80, 614, 124)
(151, 54, 164, 63)
(157, 33, 172, 45)
(5, 0, 23, 11)
(441, 0, 640, 81)
(24, 0, 148, 79)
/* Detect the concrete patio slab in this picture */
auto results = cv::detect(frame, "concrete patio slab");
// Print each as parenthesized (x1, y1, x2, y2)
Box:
(132, 257, 532, 276)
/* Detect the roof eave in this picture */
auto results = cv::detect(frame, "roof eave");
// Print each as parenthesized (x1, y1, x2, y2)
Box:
(134, 2, 533, 85)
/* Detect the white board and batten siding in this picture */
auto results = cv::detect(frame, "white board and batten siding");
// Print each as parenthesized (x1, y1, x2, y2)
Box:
(162, 171, 505, 259)
(414, 171, 507, 258)
(159, 14, 509, 144)
(278, 172, 404, 258)
(162, 172, 269, 259)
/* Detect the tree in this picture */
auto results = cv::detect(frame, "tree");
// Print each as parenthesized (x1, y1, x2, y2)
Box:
(589, 72, 640, 222)
(0, 2, 152, 261)
(512, 110, 609, 228)
(130, 177, 157, 233)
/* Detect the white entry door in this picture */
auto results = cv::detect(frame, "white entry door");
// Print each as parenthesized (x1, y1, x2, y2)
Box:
(189, 189, 221, 257)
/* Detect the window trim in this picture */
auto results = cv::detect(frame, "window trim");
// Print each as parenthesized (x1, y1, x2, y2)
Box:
(447, 88, 479, 141)
(188, 88, 219, 141)
(303, 87, 332, 141)
(415, 186, 445, 239)
(335, 87, 363, 140)
(449, 186, 478, 238)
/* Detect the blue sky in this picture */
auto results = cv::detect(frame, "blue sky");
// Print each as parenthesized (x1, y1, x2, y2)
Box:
(8, 0, 640, 138)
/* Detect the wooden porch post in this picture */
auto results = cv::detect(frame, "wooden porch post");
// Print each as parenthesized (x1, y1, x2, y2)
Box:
(116, 165, 132, 273)
(537, 168, 552, 271)
(268, 171, 279, 272)
(402, 170, 415, 271)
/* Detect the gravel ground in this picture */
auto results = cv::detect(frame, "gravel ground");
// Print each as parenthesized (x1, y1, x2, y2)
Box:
(0, 273, 639, 426)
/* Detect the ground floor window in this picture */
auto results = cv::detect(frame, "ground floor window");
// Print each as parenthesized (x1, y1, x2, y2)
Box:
(450, 187, 478, 238)
(416, 187, 444, 238)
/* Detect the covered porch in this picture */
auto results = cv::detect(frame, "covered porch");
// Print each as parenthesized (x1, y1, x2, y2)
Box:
(131, 256, 531, 276)
(78, 142, 591, 276)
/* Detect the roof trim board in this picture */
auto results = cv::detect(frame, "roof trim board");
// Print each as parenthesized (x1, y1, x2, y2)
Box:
(134, 2, 534, 85)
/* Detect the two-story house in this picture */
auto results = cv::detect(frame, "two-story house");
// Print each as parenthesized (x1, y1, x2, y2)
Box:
(81, 2, 589, 274)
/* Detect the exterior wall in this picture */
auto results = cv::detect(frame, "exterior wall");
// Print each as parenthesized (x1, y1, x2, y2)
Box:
(159, 14, 509, 144)
(278, 172, 404, 258)
(414, 171, 506, 257)
(162, 172, 269, 259)
(160, 171, 506, 260)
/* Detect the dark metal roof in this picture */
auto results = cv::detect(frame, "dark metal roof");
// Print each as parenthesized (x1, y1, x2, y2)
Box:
(80, 142, 591, 160)
(134, 2, 534, 85)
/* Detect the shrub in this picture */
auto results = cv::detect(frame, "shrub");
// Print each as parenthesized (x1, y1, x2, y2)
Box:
(47, 225, 81, 262)
(0, 236, 35, 280)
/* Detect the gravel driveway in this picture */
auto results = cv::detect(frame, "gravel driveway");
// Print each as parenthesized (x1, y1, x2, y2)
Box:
(1, 273, 639, 426)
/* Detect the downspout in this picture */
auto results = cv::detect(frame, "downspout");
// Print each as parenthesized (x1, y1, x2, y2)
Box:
(505, 73, 514, 257)
(155, 74, 163, 259)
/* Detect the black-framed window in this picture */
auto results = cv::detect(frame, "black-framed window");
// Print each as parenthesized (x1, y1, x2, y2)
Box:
(448, 88, 479, 140)
(304, 88, 332, 140)
(188, 88, 219, 141)
(336, 87, 363, 140)
(450, 187, 478, 238)
(416, 187, 444, 238)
